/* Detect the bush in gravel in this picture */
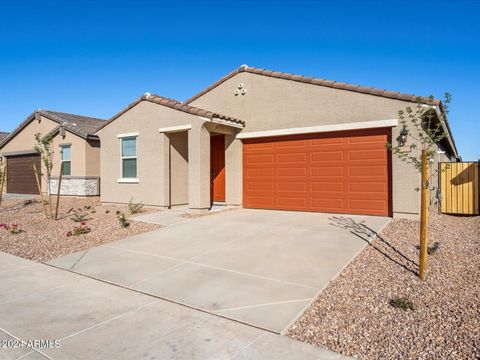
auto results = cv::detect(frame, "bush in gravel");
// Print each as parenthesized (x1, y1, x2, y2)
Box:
(0, 223, 23, 235)
(389, 297, 415, 311)
(128, 198, 144, 214)
(428, 242, 441, 255)
(71, 213, 91, 223)
(117, 212, 130, 228)
(415, 242, 441, 255)
(66, 222, 91, 237)
(23, 199, 37, 207)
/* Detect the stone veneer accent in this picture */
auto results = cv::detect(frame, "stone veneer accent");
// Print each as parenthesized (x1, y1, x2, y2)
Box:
(49, 177, 99, 196)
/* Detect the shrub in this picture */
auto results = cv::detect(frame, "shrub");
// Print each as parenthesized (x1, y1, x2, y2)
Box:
(66, 222, 91, 237)
(117, 212, 130, 228)
(1, 223, 23, 235)
(415, 242, 441, 255)
(128, 198, 144, 214)
(428, 242, 441, 255)
(389, 297, 415, 311)
(71, 213, 91, 223)
(23, 199, 37, 206)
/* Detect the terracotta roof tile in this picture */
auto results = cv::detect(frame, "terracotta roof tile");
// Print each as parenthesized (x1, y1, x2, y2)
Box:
(185, 65, 442, 106)
(96, 93, 244, 132)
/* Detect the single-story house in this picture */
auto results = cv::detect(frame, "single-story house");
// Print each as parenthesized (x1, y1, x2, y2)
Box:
(98, 65, 457, 219)
(0, 110, 105, 196)
(0, 132, 9, 143)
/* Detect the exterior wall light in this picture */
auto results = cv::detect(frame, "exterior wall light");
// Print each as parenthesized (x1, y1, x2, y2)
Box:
(398, 126, 408, 147)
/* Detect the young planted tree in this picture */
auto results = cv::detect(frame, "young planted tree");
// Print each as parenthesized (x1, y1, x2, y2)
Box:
(0, 162, 6, 207)
(33, 132, 55, 219)
(388, 93, 451, 280)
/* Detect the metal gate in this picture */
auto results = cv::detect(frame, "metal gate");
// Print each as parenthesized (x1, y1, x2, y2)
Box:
(440, 162, 479, 215)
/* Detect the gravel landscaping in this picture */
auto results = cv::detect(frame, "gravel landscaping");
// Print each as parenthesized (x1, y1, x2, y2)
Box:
(0, 197, 162, 261)
(287, 213, 480, 360)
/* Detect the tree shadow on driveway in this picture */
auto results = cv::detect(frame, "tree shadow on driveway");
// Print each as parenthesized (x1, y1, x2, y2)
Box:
(329, 216, 419, 276)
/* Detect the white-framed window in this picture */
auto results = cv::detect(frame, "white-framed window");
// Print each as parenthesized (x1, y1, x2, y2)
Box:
(121, 136, 137, 179)
(60, 145, 71, 176)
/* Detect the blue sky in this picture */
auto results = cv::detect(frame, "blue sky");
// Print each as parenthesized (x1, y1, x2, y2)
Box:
(0, 0, 478, 159)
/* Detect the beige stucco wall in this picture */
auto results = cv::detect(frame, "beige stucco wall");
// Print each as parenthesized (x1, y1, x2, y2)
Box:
(84, 139, 101, 176)
(190, 72, 453, 217)
(168, 131, 189, 206)
(0, 114, 101, 194)
(98, 101, 212, 209)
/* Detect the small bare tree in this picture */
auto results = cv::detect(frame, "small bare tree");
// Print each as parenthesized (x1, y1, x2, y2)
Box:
(0, 162, 6, 207)
(33, 132, 55, 218)
(388, 93, 451, 280)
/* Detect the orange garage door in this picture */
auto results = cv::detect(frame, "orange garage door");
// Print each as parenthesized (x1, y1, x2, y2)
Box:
(242, 128, 391, 216)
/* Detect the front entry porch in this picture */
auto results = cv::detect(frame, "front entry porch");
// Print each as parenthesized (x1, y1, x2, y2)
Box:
(159, 120, 241, 214)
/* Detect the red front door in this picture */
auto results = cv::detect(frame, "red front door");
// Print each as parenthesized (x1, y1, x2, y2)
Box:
(211, 135, 226, 202)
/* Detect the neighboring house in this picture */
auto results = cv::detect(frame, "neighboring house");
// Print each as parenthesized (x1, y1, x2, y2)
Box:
(99, 65, 458, 219)
(0, 110, 105, 196)
(0, 132, 9, 144)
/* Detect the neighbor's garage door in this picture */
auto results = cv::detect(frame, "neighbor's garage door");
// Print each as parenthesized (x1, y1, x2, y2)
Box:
(6, 154, 41, 194)
(242, 128, 391, 216)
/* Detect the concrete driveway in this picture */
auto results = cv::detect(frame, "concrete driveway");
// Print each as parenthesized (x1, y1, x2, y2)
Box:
(49, 209, 390, 333)
(0, 252, 348, 360)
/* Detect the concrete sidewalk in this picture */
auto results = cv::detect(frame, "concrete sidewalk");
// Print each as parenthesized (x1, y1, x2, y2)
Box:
(0, 251, 350, 360)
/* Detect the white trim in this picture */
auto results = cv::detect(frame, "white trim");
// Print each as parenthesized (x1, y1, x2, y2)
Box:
(236, 119, 398, 139)
(117, 132, 139, 139)
(117, 178, 139, 183)
(158, 124, 192, 133)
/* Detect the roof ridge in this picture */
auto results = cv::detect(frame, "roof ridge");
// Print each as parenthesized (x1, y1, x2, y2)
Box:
(39, 109, 105, 122)
(184, 64, 440, 105)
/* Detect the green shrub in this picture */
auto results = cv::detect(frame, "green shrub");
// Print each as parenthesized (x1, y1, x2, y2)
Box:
(118, 212, 130, 228)
(128, 198, 144, 214)
(389, 297, 415, 311)
(66, 222, 91, 237)
(71, 213, 91, 223)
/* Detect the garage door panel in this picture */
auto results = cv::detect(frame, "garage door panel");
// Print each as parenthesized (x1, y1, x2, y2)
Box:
(277, 152, 307, 163)
(247, 196, 275, 207)
(278, 182, 308, 191)
(349, 182, 387, 193)
(310, 137, 345, 146)
(349, 149, 386, 161)
(311, 182, 344, 192)
(349, 199, 387, 212)
(349, 165, 386, 176)
(246, 154, 275, 164)
(246, 142, 275, 150)
(246, 181, 275, 191)
(246, 168, 275, 177)
(310, 151, 344, 162)
(277, 168, 307, 177)
(243, 128, 391, 216)
(311, 198, 345, 211)
(311, 167, 344, 177)
(277, 139, 308, 148)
